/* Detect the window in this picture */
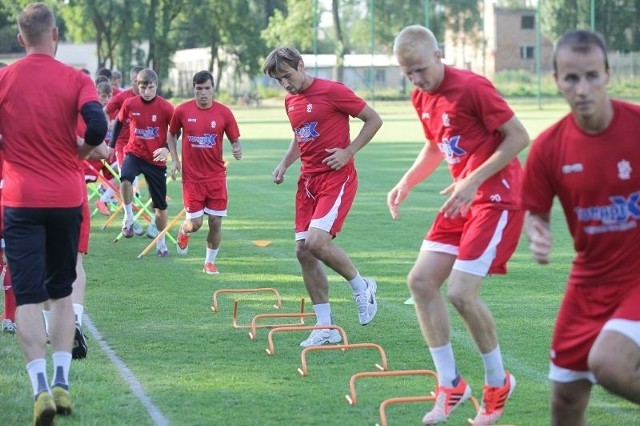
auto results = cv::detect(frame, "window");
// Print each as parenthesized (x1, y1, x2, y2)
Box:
(521, 15, 535, 30)
(520, 45, 535, 59)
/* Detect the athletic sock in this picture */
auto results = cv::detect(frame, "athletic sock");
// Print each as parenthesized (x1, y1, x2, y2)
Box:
(42, 310, 51, 335)
(73, 303, 84, 326)
(312, 303, 332, 326)
(429, 343, 458, 388)
(205, 248, 219, 263)
(482, 345, 506, 387)
(348, 272, 367, 295)
(51, 352, 72, 390)
(124, 203, 133, 222)
(27, 359, 50, 398)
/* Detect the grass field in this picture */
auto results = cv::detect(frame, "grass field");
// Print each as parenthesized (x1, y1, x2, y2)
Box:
(1, 99, 639, 426)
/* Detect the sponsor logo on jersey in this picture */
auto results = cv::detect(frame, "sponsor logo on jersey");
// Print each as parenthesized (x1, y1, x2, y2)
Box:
(134, 127, 160, 139)
(575, 191, 640, 234)
(187, 118, 197, 122)
(294, 122, 320, 143)
(421, 112, 430, 120)
(187, 133, 217, 148)
(437, 135, 465, 164)
(562, 163, 583, 174)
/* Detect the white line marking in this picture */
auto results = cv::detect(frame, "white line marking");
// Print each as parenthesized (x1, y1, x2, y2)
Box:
(83, 316, 170, 426)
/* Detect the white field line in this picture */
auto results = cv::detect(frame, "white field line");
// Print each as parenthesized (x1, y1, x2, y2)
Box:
(83, 316, 170, 426)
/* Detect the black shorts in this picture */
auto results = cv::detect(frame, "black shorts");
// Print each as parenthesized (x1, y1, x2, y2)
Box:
(120, 153, 168, 210)
(4, 206, 82, 305)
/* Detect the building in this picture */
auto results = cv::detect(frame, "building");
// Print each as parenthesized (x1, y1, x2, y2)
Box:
(444, 4, 554, 78)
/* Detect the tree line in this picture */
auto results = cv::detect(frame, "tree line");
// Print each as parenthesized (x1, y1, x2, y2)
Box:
(0, 0, 638, 87)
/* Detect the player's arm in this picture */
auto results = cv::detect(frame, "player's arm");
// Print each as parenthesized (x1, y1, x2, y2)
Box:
(272, 136, 300, 185)
(77, 101, 108, 159)
(322, 104, 382, 170)
(167, 131, 181, 180)
(109, 119, 122, 148)
(524, 211, 552, 265)
(387, 141, 443, 220)
(440, 115, 530, 218)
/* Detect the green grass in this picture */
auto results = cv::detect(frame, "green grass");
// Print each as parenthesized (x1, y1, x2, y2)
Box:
(1, 99, 639, 425)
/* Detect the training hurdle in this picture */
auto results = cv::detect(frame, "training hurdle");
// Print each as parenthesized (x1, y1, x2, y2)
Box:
(211, 288, 283, 313)
(345, 369, 438, 406)
(230, 298, 314, 332)
(298, 342, 388, 376)
(136, 208, 185, 259)
(265, 324, 349, 355)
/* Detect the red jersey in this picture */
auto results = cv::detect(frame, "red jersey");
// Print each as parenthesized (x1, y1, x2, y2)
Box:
(106, 88, 136, 151)
(118, 95, 174, 166)
(284, 78, 366, 175)
(169, 100, 240, 182)
(521, 100, 640, 286)
(412, 66, 522, 208)
(0, 54, 98, 207)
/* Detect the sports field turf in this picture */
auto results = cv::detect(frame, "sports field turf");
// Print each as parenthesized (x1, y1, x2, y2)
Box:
(1, 99, 638, 425)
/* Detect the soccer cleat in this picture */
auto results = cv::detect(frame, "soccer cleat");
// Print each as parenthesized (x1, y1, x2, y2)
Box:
(156, 246, 169, 258)
(33, 391, 56, 426)
(202, 262, 219, 275)
(94, 200, 111, 216)
(72, 323, 88, 360)
(422, 376, 472, 424)
(51, 386, 72, 415)
(176, 228, 190, 255)
(132, 221, 146, 236)
(471, 371, 516, 425)
(355, 277, 378, 325)
(122, 219, 134, 238)
(146, 223, 159, 239)
(2, 318, 16, 333)
(299, 328, 342, 348)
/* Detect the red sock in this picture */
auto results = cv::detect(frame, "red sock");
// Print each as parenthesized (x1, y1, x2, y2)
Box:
(2, 264, 16, 322)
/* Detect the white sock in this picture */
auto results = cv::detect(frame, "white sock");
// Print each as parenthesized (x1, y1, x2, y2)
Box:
(27, 358, 50, 397)
(100, 186, 115, 202)
(73, 303, 84, 326)
(481, 345, 506, 387)
(312, 303, 332, 326)
(429, 343, 458, 388)
(205, 248, 218, 263)
(157, 234, 166, 246)
(51, 352, 72, 389)
(348, 272, 367, 295)
(42, 310, 50, 334)
(124, 203, 133, 221)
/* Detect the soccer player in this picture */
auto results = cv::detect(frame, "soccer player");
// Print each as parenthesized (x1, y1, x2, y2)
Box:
(111, 68, 175, 256)
(521, 29, 640, 426)
(0, 3, 107, 424)
(262, 47, 382, 348)
(111, 70, 123, 96)
(388, 25, 529, 425)
(168, 70, 242, 274)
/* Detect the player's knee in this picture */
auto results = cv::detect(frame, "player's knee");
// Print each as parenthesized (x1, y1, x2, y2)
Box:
(407, 270, 439, 299)
(446, 286, 475, 313)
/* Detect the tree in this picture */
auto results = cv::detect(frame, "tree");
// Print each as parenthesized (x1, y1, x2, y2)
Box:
(261, 0, 315, 51)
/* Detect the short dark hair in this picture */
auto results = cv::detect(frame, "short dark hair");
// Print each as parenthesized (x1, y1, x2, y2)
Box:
(95, 75, 109, 85)
(193, 70, 214, 87)
(96, 67, 112, 80)
(130, 65, 144, 81)
(262, 47, 303, 77)
(18, 2, 55, 45)
(136, 68, 158, 85)
(553, 29, 609, 73)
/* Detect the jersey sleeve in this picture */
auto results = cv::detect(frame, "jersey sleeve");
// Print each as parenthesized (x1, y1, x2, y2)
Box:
(169, 104, 182, 135)
(521, 136, 556, 213)
(329, 82, 367, 117)
(467, 75, 514, 132)
(224, 108, 241, 142)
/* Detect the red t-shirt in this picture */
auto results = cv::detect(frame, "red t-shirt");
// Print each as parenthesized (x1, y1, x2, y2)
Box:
(118, 95, 174, 166)
(284, 78, 366, 175)
(106, 88, 136, 151)
(411, 66, 522, 209)
(0, 54, 98, 207)
(521, 100, 640, 286)
(169, 100, 240, 182)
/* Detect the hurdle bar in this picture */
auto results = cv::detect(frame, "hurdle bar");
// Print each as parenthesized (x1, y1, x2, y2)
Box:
(298, 343, 388, 376)
(211, 287, 283, 313)
(265, 324, 349, 356)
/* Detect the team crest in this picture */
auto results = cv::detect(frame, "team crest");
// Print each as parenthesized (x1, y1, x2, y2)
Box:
(152, 114, 157, 122)
(421, 112, 430, 120)
(442, 113, 451, 127)
(306, 103, 313, 113)
(618, 159, 631, 180)
(211, 120, 217, 129)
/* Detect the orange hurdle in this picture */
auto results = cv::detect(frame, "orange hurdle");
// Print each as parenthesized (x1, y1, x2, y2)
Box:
(265, 325, 349, 355)
(345, 369, 437, 406)
(211, 287, 283, 313)
(378, 392, 481, 426)
(298, 343, 388, 376)
(231, 298, 314, 332)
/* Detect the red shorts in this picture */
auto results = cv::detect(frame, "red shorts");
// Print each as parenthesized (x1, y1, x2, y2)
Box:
(294, 166, 357, 240)
(423, 206, 524, 276)
(550, 281, 640, 377)
(78, 191, 90, 254)
(182, 178, 228, 220)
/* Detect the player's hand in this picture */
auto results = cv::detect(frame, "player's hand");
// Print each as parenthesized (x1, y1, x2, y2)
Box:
(153, 147, 169, 162)
(526, 215, 552, 264)
(322, 147, 352, 170)
(387, 183, 409, 220)
(232, 142, 242, 160)
(272, 163, 287, 184)
(439, 178, 477, 218)
(170, 161, 181, 181)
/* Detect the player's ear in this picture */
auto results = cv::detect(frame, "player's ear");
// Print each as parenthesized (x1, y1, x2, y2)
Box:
(17, 33, 25, 47)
